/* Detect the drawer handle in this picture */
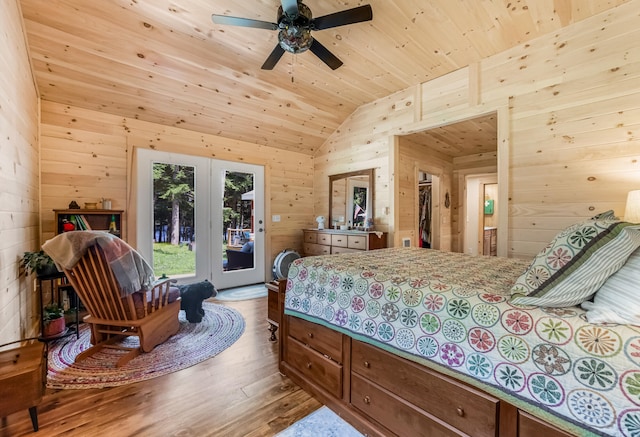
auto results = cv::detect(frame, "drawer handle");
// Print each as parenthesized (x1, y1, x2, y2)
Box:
(306, 362, 312, 369)
(363, 396, 371, 405)
(307, 332, 314, 339)
(456, 407, 465, 417)
(364, 361, 371, 368)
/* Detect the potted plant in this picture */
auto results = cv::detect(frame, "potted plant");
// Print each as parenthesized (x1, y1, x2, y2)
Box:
(22, 250, 58, 277)
(42, 303, 66, 337)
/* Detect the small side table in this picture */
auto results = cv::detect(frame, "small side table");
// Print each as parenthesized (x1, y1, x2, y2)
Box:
(266, 279, 286, 342)
(0, 341, 45, 431)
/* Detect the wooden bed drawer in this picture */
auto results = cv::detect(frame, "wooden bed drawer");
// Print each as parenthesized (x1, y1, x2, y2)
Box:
(330, 234, 348, 247)
(287, 336, 342, 398)
(288, 316, 343, 361)
(303, 242, 330, 256)
(352, 340, 499, 437)
(518, 411, 573, 437)
(347, 235, 367, 250)
(351, 373, 464, 437)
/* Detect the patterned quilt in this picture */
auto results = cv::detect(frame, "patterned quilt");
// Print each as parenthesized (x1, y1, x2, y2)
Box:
(284, 247, 640, 437)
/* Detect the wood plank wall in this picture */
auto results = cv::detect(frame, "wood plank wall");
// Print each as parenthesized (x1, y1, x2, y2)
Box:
(0, 0, 40, 346)
(315, 0, 640, 258)
(39, 101, 314, 276)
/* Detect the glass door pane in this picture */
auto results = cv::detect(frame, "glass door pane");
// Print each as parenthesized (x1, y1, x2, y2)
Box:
(151, 163, 196, 278)
(212, 160, 265, 290)
(222, 171, 254, 272)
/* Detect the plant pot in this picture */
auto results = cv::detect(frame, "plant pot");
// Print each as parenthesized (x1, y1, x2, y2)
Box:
(36, 264, 59, 278)
(43, 317, 66, 337)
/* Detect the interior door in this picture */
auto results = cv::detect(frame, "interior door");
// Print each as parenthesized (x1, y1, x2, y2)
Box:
(136, 149, 265, 288)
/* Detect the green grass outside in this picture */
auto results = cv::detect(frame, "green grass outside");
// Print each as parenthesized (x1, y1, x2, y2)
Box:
(152, 242, 227, 277)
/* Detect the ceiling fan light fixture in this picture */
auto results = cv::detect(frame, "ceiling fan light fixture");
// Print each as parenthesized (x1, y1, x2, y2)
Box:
(277, 2, 313, 53)
(278, 28, 313, 53)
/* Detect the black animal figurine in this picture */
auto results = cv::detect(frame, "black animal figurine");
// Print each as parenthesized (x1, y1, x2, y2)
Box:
(178, 280, 216, 323)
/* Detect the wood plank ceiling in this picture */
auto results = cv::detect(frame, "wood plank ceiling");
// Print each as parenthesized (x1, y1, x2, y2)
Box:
(19, 0, 629, 156)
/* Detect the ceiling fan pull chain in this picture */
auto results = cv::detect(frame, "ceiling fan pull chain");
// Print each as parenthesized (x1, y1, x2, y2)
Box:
(290, 55, 295, 83)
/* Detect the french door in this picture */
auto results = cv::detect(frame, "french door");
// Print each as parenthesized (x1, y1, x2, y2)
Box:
(136, 148, 265, 288)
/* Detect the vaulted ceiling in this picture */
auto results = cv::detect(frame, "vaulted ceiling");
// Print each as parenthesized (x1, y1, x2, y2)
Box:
(20, 0, 629, 156)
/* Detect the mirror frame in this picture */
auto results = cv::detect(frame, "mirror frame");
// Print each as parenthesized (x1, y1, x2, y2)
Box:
(329, 168, 374, 228)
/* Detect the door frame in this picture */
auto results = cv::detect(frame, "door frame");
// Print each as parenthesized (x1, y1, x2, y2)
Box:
(398, 106, 508, 255)
(415, 169, 441, 250)
(135, 148, 265, 287)
(464, 173, 498, 255)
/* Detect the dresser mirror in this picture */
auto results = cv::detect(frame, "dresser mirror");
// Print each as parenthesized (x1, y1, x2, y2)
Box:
(329, 168, 374, 229)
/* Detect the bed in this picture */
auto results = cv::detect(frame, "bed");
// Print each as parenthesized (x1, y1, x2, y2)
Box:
(280, 232, 640, 437)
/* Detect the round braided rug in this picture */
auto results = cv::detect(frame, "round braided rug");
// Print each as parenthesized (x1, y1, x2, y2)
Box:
(47, 302, 245, 389)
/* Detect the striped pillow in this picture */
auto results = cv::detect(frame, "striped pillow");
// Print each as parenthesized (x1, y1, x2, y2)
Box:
(510, 217, 640, 307)
(582, 248, 640, 324)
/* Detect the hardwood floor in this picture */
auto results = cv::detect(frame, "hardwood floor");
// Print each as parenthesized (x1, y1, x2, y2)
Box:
(0, 297, 321, 437)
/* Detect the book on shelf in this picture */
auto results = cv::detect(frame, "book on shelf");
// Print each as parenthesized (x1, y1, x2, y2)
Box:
(79, 215, 92, 230)
(66, 215, 92, 231)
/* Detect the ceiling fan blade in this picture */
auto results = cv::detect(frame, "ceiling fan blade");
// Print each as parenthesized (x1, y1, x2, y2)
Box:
(309, 39, 343, 70)
(312, 5, 373, 30)
(280, 0, 299, 18)
(261, 44, 286, 70)
(211, 14, 278, 30)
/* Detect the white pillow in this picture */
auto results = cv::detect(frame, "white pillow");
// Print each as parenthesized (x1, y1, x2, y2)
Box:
(582, 248, 640, 324)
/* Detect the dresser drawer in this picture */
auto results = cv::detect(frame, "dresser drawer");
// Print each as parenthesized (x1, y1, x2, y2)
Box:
(304, 231, 317, 243)
(303, 242, 330, 256)
(317, 233, 332, 245)
(347, 235, 367, 250)
(287, 336, 342, 398)
(331, 246, 361, 255)
(288, 315, 343, 361)
(351, 373, 463, 437)
(330, 234, 348, 247)
(352, 340, 499, 437)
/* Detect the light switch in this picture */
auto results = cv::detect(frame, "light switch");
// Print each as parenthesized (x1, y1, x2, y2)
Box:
(272, 215, 281, 222)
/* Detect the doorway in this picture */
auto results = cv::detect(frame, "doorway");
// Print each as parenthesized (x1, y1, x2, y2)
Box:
(418, 171, 440, 249)
(135, 149, 265, 288)
(464, 174, 498, 256)
(399, 111, 501, 253)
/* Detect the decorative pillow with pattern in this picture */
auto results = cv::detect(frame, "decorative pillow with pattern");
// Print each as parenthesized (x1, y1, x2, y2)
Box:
(510, 214, 640, 307)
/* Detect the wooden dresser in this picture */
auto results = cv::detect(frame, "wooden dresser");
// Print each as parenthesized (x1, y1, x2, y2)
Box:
(303, 229, 387, 256)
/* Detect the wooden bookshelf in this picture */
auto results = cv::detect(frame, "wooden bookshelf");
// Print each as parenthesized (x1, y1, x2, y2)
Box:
(54, 209, 125, 240)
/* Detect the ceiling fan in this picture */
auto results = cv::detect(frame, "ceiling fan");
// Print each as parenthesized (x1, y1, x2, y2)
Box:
(211, 0, 373, 70)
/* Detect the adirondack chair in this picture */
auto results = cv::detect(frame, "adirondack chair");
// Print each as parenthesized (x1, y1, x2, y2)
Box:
(62, 241, 181, 368)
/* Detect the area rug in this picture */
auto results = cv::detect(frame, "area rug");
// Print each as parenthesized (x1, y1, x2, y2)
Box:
(46, 302, 245, 389)
(214, 283, 267, 301)
(275, 406, 363, 437)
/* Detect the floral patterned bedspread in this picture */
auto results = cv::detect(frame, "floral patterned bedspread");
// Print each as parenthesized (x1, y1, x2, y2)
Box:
(284, 247, 640, 437)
